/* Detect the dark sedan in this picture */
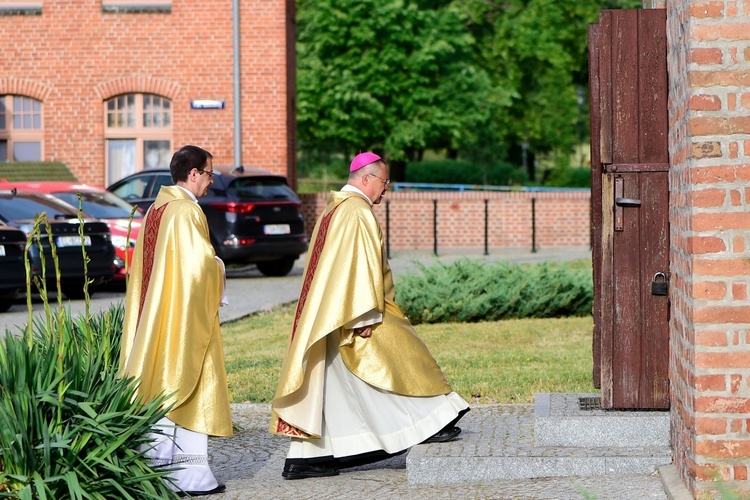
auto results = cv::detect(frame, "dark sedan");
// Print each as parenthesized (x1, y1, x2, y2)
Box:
(0, 223, 28, 311)
(107, 166, 308, 276)
(6, 181, 142, 283)
(0, 188, 117, 299)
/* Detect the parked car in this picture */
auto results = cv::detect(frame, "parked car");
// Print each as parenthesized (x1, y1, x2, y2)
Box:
(0, 222, 29, 312)
(5, 181, 142, 282)
(107, 166, 309, 276)
(0, 188, 117, 299)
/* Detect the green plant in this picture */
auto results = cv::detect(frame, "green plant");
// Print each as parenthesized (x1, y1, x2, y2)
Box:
(405, 159, 527, 186)
(0, 307, 177, 499)
(396, 259, 593, 324)
(0, 214, 178, 499)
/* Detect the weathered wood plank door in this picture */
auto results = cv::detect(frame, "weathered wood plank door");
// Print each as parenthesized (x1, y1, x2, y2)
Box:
(589, 9, 670, 410)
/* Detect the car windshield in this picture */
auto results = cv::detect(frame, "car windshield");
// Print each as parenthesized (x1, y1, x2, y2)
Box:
(53, 191, 143, 220)
(110, 177, 150, 200)
(0, 193, 78, 222)
(232, 177, 297, 201)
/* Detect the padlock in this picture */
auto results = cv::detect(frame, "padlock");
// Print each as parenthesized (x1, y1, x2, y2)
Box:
(651, 272, 668, 296)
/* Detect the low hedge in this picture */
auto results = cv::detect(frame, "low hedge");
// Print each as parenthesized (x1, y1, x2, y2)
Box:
(396, 259, 593, 324)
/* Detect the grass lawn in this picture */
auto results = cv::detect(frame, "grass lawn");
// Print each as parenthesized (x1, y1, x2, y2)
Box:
(222, 302, 597, 405)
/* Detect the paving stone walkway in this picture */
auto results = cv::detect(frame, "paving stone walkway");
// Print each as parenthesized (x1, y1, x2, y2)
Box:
(208, 403, 670, 500)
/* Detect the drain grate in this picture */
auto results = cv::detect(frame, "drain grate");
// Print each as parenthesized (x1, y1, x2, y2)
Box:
(578, 396, 602, 411)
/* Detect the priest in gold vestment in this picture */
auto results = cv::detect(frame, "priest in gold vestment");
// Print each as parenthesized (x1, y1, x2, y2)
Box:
(120, 145, 231, 496)
(270, 152, 469, 480)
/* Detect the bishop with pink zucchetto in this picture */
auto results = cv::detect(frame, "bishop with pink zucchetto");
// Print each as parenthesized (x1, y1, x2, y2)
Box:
(349, 151, 382, 172)
(270, 151, 469, 480)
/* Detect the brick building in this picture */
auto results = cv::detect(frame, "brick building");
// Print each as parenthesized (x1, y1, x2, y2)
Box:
(0, 0, 296, 187)
(642, 0, 750, 496)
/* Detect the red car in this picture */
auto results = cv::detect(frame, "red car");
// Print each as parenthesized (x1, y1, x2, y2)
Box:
(3, 181, 142, 282)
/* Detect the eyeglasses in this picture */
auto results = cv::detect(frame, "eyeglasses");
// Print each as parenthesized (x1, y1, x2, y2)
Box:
(197, 169, 215, 179)
(369, 173, 390, 186)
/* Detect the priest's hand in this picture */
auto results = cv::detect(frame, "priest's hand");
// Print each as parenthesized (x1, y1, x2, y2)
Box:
(354, 326, 372, 338)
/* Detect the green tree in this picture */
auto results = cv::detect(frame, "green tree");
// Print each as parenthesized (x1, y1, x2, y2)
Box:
(297, 0, 645, 184)
(456, 0, 602, 181)
(296, 0, 505, 179)
(455, 0, 645, 181)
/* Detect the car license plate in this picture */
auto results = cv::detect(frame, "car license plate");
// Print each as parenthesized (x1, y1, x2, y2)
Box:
(56, 236, 92, 247)
(0, 245, 4, 256)
(264, 224, 290, 235)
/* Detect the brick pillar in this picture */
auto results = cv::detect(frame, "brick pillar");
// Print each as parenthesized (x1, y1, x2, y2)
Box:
(667, 0, 750, 495)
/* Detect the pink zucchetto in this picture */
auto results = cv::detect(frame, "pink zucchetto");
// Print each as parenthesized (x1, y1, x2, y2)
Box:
(349, 152, 382, 172)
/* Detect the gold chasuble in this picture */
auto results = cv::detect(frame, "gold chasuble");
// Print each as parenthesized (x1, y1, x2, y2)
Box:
(271, 191, 452, 439)
(120, 186, 233, 437)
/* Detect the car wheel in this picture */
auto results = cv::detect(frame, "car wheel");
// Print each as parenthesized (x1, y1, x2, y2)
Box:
(256, 257, 296, 277)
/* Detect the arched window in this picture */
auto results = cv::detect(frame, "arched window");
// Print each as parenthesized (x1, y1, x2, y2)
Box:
(0, 95, 43, 162)
(104, 93, 172, 183)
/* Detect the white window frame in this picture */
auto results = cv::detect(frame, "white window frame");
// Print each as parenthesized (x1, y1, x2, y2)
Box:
(104, 93, 172, 184)
(101, 0, 171, 13)
(0, 95, 43, 162)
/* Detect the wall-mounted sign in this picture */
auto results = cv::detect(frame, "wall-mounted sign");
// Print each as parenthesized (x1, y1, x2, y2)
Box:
(190, 99, 225, 110)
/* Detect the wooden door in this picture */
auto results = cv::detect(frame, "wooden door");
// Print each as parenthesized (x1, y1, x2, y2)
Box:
(589, 9, 670, 410)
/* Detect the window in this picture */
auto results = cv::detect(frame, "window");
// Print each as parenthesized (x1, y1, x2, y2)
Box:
(0, 1, 42, 15)
(105, 93, 172, 184)
(0, 95, 43, 162)
(234, 178, 298, 201)
(101, 0, 171, 14)
(52, 191, 143, 220)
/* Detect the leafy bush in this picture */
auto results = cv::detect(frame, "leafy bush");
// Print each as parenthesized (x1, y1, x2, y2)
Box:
(0, 305, 178, 499)
(405, 159, 527, 186)
(396, 259, 592, 324)
(0, 213, 177, 499)
(543, 164, 592, 188)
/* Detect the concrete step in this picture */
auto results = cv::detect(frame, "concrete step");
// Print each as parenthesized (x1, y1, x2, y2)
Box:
(534, 392, 670, 448)
(406, 394, 672, 485)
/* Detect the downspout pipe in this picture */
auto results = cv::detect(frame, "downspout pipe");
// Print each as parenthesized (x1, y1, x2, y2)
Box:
(232, 0, 242, 166)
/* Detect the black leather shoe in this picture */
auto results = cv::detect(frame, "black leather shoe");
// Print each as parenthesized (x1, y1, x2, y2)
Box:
(422, 426, 461, 444)
(282, 463, 340, 480)
(177, 483, 226, 497)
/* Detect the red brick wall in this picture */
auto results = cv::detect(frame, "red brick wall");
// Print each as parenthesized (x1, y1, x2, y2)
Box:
(667, 0, 750, 495)
(301, 190, 591, 251)
(0, 0, 292, 185)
